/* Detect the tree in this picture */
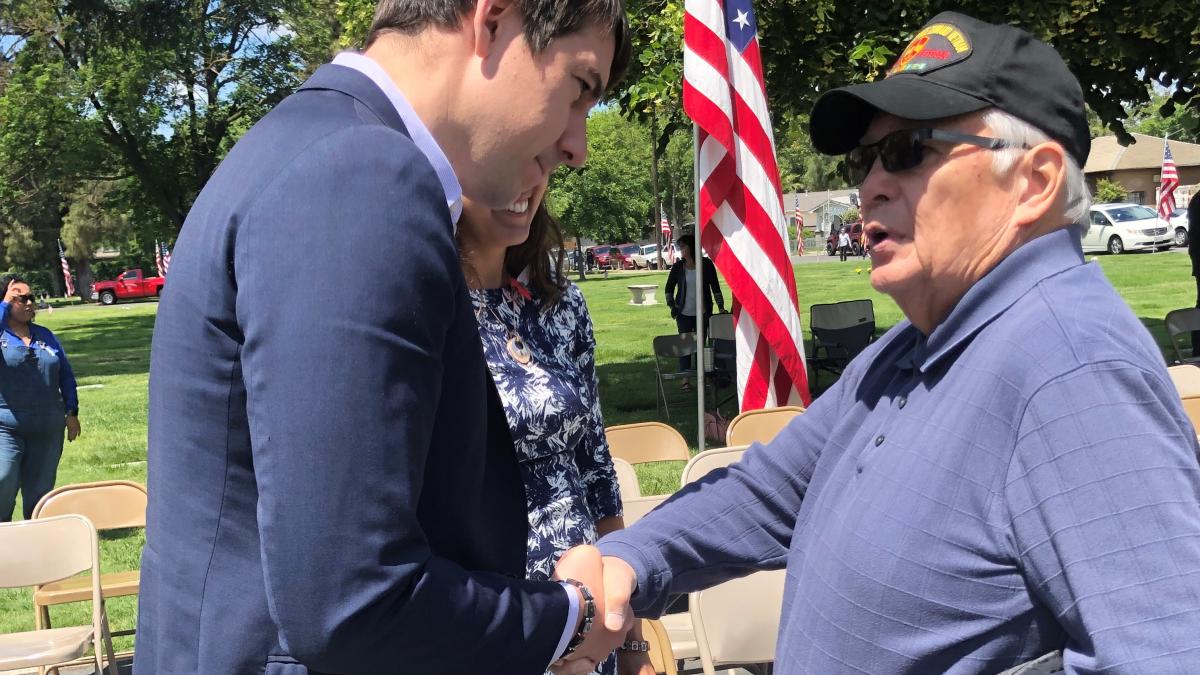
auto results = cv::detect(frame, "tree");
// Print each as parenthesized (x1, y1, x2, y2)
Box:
(547, 109, 653, 265)
(0, 0, 334, 241)
(619, 0, 1198, 146)
(1094, 178, 1128, 204)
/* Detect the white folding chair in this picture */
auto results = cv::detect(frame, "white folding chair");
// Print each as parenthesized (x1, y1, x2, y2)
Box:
(0, 515, 118, 675)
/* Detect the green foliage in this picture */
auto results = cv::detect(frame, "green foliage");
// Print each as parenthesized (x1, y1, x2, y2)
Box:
(840, 207, 861, 223)
(619, 0, 1199, 147)
(0, 0, 334, 256)
(548, 109, 653, 244)
(1094, 178, 1129, 204)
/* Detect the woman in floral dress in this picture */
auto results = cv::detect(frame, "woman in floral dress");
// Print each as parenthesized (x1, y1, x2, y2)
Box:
(457, 181, 652, 675)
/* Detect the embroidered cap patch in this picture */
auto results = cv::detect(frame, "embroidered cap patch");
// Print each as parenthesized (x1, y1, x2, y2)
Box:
(886, 22, 972, 77)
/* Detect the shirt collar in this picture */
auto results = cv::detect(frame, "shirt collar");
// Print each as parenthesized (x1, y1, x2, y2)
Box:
(911, 228, 1086, 373)
(332, 51, 463, 225)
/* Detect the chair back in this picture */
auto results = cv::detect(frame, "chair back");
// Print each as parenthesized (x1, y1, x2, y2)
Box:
(622, 494, 669, 527)
(681, 446, 748, 487)
(33, 480, 148, 530)
(1181, 395, 1200, 433)
(707, 314, 735, 341)
(612, 457, 641, 501)
(606, 422, 691, 465)
(653, 334, 698, 360)
(1168, 364, 1200, 398)
(0, 515, 97, 588)
(1165, 308, 1200, 363)
(690, 568, 786, 673)
(681, 446, 783, 675)
(725, 406, 805, 446)
(810, 300, 875, 359)
(643, 618, 680, 675)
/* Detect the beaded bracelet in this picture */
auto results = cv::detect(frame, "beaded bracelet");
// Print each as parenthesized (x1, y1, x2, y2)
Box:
(618, 640, 651, 652)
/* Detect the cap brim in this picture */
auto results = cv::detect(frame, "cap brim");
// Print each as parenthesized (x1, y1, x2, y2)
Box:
(809, 77, 991, 155)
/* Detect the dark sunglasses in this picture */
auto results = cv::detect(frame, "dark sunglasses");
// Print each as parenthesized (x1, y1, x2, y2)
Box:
(13, 294, 35, 304)
(843, 128, 1029, 186)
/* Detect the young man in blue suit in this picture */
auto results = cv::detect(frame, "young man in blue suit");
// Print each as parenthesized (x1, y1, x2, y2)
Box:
(135, 2, 630, 673)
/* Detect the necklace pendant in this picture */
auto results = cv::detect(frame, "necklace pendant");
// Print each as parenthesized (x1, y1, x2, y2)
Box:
(506, 336, 533, 365)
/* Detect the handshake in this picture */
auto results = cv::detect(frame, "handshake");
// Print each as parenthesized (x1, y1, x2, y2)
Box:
(550, 545, 648, 675)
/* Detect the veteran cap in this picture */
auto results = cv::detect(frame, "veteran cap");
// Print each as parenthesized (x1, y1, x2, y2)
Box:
(809, 11, 1090, 166)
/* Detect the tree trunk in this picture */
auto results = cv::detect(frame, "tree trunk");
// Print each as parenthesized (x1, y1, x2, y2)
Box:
(650, 111, 664, 270)
(75, 259, 93, 302)
(575, 234, 587, 281)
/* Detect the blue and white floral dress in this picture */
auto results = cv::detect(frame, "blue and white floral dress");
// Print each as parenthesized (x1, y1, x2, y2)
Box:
(471, 278, 622, 674)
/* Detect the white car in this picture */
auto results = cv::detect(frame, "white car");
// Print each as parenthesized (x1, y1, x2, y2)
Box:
(1169, 206, 1189, 247)
(1083, 203, 1174, 254)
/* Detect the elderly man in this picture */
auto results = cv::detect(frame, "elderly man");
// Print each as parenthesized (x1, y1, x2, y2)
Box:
(555, 11, 1200, 674)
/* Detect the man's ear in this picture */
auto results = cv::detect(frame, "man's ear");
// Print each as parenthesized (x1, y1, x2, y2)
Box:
(470, 0, 517, 59)
(1011, 142, 1067, 231)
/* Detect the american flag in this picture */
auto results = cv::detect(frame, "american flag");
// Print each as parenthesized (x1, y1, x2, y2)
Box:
(683, 0, 811, 408)
(1159, 141, 1179, 220)
(154, 240, 165, 278)
(795, 197, 805, 255)
(660, 216, 672, 238)
(160, 241, 172, 276)
(58, 240, 75, 297)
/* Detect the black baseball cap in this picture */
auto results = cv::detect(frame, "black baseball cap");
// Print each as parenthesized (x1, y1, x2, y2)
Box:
(809, 12, 1090, 166)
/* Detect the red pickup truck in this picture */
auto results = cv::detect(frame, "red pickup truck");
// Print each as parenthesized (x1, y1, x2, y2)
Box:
(91, 268, 165, 305)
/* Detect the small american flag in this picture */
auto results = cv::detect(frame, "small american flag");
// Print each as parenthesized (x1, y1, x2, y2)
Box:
(58, 240, 75, 297)
(154, 241, 165, 278)
(160, 241, 172, 276)
(684, 0, 811, 408)
(1159, 141, 1179, 220)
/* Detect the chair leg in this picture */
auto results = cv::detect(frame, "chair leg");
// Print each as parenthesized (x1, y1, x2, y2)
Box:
(101, 603, 119, 675)
(35, 601, 51, 675)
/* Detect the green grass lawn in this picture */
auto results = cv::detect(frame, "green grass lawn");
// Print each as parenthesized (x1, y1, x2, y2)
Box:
(0, 252, 1194, 645)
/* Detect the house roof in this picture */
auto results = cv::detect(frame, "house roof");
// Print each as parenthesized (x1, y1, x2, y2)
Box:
(782, 188, 857, 212)
(1084, 133, 1200, 173)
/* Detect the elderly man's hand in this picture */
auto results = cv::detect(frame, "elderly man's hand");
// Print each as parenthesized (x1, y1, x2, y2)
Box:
(551, 548, 638, 675)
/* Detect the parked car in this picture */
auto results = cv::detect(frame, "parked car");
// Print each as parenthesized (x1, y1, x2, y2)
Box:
(587, 245, 615, 270)
(1083, 203, 1173, 254)
(825, 222, 864, 256)
(616, 243, 642, 270)
(1170, 206, 1190, 247)
(90, 268, 165, 305)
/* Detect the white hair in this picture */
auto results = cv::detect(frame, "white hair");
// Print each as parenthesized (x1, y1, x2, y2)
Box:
(980, 108, 1091, 233)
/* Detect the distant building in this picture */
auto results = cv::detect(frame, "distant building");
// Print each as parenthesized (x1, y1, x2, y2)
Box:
(1085, 133, 1200, 207)
(781, 189, 858, 236)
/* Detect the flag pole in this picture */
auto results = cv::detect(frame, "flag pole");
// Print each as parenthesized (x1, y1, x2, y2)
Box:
(693, 122, 706, 454)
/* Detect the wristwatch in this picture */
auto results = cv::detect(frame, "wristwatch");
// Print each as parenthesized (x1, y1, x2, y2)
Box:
(618, 640, 650, 652)
(561, 578, 595, 654)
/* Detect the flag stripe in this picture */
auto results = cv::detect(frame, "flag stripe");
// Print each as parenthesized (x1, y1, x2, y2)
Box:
(684, 0, 811, 408)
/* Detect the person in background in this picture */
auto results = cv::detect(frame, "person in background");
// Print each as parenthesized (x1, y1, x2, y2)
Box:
(0, 276, 80, 521)
(458, 181, 653, 675)
(837, 226, 851, 261)
(665, 235, 724, 389)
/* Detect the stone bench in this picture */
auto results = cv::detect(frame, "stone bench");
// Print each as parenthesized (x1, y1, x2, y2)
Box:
(627, 284, 659, 306)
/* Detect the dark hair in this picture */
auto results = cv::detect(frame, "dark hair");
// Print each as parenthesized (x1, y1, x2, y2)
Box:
(505, 202, 565, 305)
(1190, 198, 1200, 229)
(676, 234, 694, 253)
(366, 0, 631, 94)
(1, 274, 27, 290)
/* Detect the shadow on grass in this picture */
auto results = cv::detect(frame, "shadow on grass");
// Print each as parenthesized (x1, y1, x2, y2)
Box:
(54, 313, 157, 379)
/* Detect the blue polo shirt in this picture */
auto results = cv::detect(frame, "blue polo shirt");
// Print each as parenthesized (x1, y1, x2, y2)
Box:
(600, 228, 1200, 673)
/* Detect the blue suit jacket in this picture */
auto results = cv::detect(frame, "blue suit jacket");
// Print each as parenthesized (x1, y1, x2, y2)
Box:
(135, 64, 568, 675)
